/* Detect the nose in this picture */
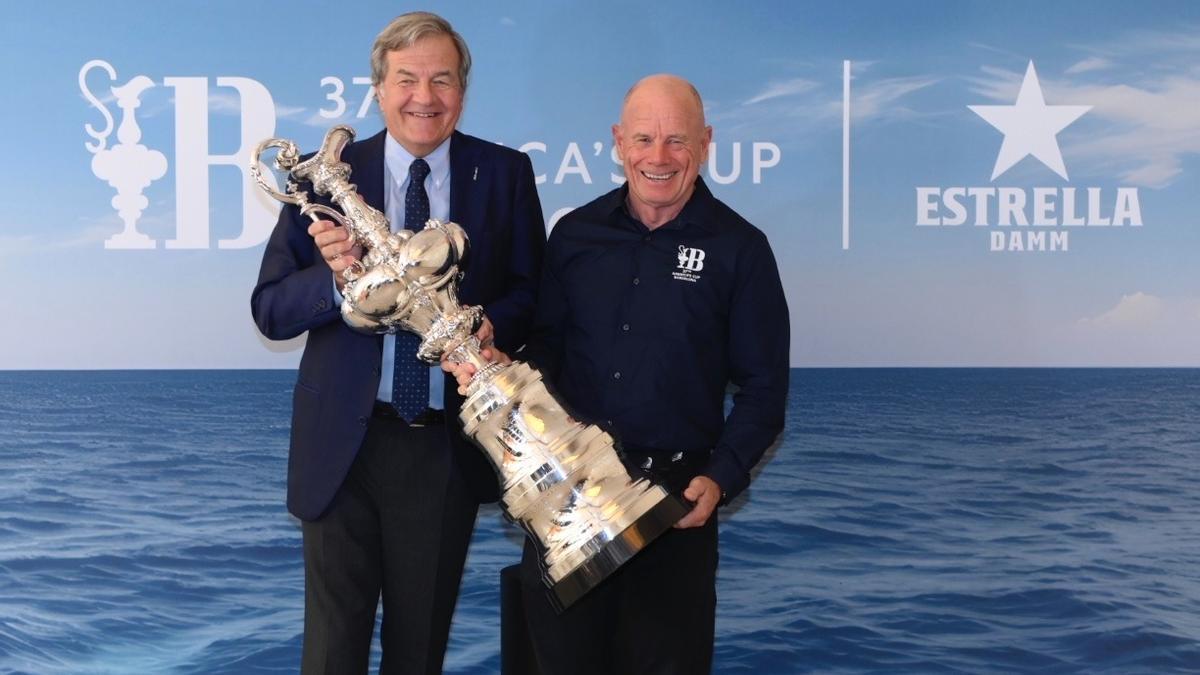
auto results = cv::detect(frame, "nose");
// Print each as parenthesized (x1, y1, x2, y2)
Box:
(650, 140, 669, 164)
(412, 79, 434, 104)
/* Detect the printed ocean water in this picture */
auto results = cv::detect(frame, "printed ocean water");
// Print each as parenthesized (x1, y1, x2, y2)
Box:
(1, 369, 1197, 673)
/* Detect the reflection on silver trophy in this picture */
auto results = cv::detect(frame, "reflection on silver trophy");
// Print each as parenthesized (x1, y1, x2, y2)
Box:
(251, 125, 688, 609)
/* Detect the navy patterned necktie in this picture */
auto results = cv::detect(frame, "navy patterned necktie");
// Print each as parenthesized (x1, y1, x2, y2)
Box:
(391, 158, 432, 421)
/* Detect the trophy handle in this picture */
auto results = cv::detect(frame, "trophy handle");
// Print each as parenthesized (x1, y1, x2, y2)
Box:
(302, 203, 351, 229)
(251, 138, 305, 205)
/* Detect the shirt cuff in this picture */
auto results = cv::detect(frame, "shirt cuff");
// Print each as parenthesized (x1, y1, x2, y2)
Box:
(703, 451, 749, 505)
(331, 276, 344, 306)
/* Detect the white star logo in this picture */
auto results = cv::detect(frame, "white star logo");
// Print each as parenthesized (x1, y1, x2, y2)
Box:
(969, 61, 1091, 181)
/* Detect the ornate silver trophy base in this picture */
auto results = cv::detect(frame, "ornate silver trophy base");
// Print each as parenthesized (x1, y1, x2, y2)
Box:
(252, 124, 689, 610)
(456, 360, 690, 610)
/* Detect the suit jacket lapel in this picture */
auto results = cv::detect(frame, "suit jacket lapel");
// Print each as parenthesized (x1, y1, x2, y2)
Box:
(449, 131, 487, 242)
(356, 129, 387, 212)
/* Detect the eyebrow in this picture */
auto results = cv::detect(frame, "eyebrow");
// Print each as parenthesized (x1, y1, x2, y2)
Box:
(631, 132, 690, 142)
(393, 68, 455, 80)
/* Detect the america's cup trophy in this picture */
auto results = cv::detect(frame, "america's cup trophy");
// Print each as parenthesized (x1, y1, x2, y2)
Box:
(252, 125, 689, 610)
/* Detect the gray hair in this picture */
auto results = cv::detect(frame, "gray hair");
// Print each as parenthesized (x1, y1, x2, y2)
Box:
(370, 12, 472, 90)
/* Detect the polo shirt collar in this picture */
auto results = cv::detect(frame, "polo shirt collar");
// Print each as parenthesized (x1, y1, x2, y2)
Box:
(608, 176, 720, 233)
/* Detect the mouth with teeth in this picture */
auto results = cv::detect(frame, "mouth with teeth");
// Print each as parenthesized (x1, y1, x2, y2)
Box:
(406, 111, 440, 118)
(640, 170, 677, 182)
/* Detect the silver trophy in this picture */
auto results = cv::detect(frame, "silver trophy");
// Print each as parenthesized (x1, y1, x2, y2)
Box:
(252, 125, 688, 610)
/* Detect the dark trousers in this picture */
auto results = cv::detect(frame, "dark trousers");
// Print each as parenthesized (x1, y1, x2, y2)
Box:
(519, 453, 719, 675)
(300, 417, 478, 675)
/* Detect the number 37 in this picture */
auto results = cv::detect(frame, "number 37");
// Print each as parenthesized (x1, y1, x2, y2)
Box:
(319, 77, 375, 119)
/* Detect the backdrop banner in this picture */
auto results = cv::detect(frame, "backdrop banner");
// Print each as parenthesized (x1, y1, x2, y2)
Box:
(1, 2, 1197, 673)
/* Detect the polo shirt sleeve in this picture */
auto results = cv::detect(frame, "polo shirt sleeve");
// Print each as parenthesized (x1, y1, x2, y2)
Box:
(704, 229, 790, 502)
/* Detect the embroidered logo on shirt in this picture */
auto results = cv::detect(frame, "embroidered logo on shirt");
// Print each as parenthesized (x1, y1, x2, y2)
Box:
(673, 245, 705, 282)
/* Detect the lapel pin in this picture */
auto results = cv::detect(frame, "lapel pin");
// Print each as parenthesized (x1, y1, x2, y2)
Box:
(473, 166, 478, 181)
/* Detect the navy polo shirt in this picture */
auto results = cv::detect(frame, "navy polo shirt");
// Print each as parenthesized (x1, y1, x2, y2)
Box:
(523, 177, 789, 501)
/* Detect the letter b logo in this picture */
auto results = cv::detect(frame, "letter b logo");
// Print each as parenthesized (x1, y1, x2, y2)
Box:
(677, 246, 706, 272)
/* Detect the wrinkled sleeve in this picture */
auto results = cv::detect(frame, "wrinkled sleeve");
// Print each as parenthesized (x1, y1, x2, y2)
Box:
(704, 229, 790, 502)
(519, 225, 568, 381)
(482, 153, 546, 353)
(250, 202, 342, 341)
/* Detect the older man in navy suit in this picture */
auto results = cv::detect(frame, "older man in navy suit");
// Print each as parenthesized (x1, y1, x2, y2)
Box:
(251, 12, 544, 674)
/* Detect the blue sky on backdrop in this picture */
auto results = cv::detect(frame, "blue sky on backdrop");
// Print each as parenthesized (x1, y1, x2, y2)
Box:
(0, 0, 1197, 367)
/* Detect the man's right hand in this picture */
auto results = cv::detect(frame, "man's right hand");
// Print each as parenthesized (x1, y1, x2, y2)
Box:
(308, 219, 363, 291)
(442, 346, 512, 395)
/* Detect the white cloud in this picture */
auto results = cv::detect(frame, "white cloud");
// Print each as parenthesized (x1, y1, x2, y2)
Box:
(275, 104, 306, 118)
(743, 78, 819, 106)
(58, 209, 180, 250)
(1070, 25, 1200, 57)
(79, 88, 117, 106)
(49, 223, 130, 250)
(199, 92, 336, 128)
(1066, 292, 1200, 365)
(1080, 291, 1166, 325)
(1065, 57, 1112, 75)
(967, 41, 1027, 60)
(1055, 76, 1200, 187)
(500, 17, 517, 27)
(849, 75, 939, 122)
(0, 233, 36, 256)
(301, 110, 342, 127)
(849, 60, 880, 75)
(965, 64, 1022, 101)
(0, 221, 111, 255)
(711, 68, 938, 141)
(967, 58, 1200, 188)
(277, 104, 348, 129)
(207, 90, 243, 115)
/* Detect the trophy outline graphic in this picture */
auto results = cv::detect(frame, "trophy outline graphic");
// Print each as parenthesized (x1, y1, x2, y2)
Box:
(80, 59, 168, 250)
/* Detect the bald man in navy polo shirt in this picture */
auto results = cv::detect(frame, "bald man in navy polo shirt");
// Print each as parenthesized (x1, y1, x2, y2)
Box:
(448, 74, 789, 674)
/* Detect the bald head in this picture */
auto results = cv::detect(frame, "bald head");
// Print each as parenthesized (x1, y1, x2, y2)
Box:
(621, 74, 706, 126)
(612, 74, 713, 229)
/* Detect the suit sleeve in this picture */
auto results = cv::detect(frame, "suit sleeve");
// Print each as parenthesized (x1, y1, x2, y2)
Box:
(703, 230, 790, 502)
(250, 203, 343, 340)
(482, 153, 546, 352)
(517, 225, 567, 380)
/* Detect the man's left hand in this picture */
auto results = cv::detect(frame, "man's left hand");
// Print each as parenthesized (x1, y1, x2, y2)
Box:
(675, 475, 721, 529)
(475, 316, 494, 348)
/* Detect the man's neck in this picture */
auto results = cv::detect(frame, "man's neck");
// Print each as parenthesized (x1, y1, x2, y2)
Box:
(626, 190, 692, 230)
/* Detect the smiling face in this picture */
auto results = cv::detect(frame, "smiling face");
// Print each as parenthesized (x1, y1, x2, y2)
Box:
(375, 34, 464, 157)
(612, 75, 712, 228)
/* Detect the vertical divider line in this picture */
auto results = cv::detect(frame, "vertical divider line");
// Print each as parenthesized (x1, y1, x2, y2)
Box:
(843, 59, 851, 250)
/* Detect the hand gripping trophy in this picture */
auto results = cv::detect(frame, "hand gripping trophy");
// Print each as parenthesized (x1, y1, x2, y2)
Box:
(252, 125, 688, 610)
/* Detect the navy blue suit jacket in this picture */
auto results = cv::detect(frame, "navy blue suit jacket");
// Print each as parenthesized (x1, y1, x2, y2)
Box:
(251, 130, 545, 521)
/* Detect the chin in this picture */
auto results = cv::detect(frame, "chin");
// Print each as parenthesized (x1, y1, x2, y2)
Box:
(638, 183, 683, 200)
